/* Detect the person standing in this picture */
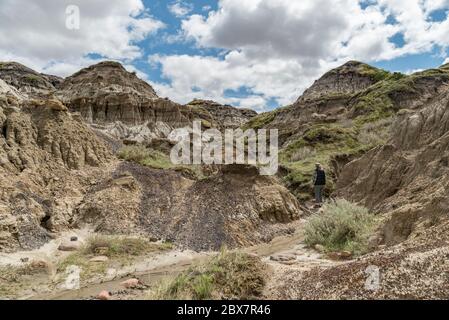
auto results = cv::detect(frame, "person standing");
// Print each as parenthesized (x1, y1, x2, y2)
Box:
(313, 163, 326, 204)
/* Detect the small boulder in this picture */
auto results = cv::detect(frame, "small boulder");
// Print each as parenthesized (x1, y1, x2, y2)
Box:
(89, 256, 109, 263)
(121, 278, 140, 289)
(30, 259, 49, 271)
(47, 99, 68, 112)
(270, 253, 296, 262)
(311, 113, 328, 121)
(97, 290, 111, 300)
(314, 244, 326, 253)
(327, 251, 353, 260)
(339, 251, 353, 259)
(58, 241, 80, 252)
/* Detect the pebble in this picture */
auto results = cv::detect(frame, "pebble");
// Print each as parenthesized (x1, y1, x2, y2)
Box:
(58, 241, 80, 252)
(97, 290, 111, 300)
(121, 278, 140, 289)
(270, 253, 297, 262)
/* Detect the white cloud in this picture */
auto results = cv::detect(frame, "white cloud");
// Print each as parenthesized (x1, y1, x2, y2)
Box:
(149, 52, 314, 110)
(3, 0, 449, 111)
(150, 0, 449, 110)
(168, 1, 194, 18)
(404, 68, 424, 75)
(0, 0, 164, 77)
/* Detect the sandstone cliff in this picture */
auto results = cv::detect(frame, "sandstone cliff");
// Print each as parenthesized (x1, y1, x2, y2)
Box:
(269, 64, 449, 300)
(56, 61, 257, 143)
(186, 99, 257, 129)
(57, 61, 190, 127)
(0, 62, 298, 253)
(299, 61, 389, 102)
(0, 81, 113, 252)
(0, 62, 62, 97)
(337, 65, 449, 246)
(74, 163, 301, 251)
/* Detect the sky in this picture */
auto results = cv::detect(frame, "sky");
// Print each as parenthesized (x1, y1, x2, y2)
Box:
(1, 0, 449, 111)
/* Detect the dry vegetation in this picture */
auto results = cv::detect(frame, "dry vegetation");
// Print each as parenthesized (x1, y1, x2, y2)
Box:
(117, 145, 174, 170)
(57, 235, 173, 281)
(304, 199, 380, 256)
(149, 249, 267, 300)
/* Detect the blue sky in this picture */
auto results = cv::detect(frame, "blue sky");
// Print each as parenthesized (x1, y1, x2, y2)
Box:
(135, 0, 449, 110)
(1, 0, 449, 111)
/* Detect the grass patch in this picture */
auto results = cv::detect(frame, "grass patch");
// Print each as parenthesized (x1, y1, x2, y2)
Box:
(150, 250, 266, 300)
(242, 111, 277, 130)
(279, 124, 368, 200)
(117, 145, 174, 170)
(57, 236, 173, 281)
(358, 117, 393, 147)
(24, 74, 44, 83)
(304, 199, 379, 255)
(356, 62, 391, 82)
(290, 146, 317, 162)
(0, 262, 50, 298)
(351, 67, 449, 124)
(84, 235, 172, 257)
(117, 144, 207, 179)
(0, 262, 48, 283)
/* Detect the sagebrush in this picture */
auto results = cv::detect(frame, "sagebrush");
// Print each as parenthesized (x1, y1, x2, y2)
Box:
(304, 199, 379, 255)
(149, 249, 266, 300)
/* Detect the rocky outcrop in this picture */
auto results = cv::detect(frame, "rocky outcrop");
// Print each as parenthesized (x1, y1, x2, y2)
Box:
(74, 163, 302, 251)
(56, 61, 200, 143)
(337, 73, 449, 246)
(0, 62, 61, 97)
(0, 100, 112, 171)
(57, 61, 190, 127)
(55, 61, 260, 143)
(0, 61, 302, 254)
(187, 99, 257, 129)
(299, 61, 388, 102)
(0, 85, 113, 252)
(272, 219, 449, 300)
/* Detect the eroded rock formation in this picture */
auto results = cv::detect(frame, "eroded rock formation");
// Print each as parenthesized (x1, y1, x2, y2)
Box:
(74, 163, 301, 251)
(186, 99, 257, 129)
(0, 62, 61, 97)
(0, 81, 112, 252)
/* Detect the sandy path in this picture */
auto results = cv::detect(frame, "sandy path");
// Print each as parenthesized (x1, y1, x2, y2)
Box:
(1, 219, 342, 300)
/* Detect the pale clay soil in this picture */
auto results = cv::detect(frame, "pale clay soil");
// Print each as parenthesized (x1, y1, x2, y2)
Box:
(0, 219, 345, 300)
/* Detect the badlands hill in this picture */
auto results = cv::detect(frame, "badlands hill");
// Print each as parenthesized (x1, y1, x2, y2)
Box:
(0, 60, 299, 254)
(1, 59, 448, 299)
(249, 61, 449, 299)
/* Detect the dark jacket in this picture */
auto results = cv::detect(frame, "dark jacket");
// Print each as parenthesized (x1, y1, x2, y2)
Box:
(314, 169, 326, 186)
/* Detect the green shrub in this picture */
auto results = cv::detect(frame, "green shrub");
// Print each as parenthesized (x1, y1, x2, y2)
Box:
(57, 236, 173, 280)
(290, 146, 317, 162)
(358, 117, 393, 147)
(304, 199, 379, 255)
(84, 235, 171, 257)
(243, 110, 277, 130)
(117, 145, 173, 169)
(150, 249, 266, 300)
(24, 74, 43, 83)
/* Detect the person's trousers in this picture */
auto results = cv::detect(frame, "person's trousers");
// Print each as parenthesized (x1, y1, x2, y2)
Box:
(314, 185, 324, 203)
